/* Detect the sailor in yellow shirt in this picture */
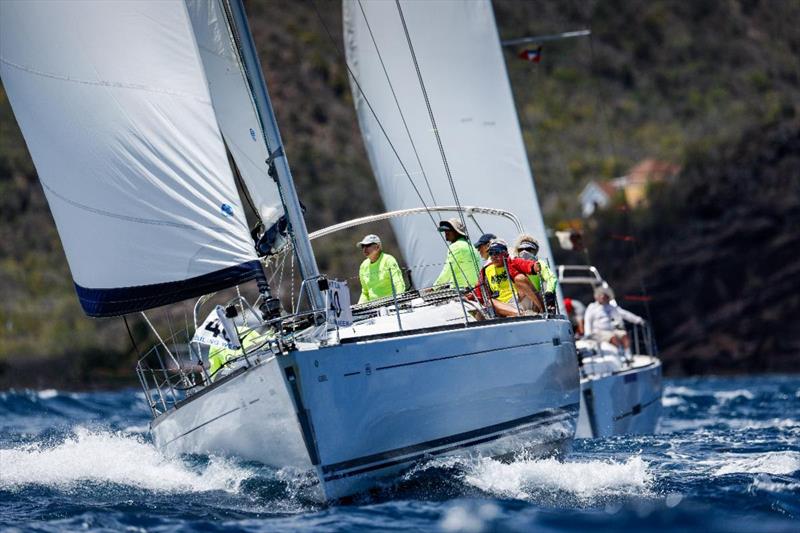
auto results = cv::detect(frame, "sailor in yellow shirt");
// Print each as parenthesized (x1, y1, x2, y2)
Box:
(356, 234, 406, 303)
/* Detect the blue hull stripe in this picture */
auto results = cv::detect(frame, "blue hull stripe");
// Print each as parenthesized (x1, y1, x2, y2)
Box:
(75, 260, 263, 317)
(321, 403, 579, 480)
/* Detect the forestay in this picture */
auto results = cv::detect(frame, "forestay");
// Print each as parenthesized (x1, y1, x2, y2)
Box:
(186, 0, 286, 237)
(0, 0, 260, 316)
(344, 0, 554, 287)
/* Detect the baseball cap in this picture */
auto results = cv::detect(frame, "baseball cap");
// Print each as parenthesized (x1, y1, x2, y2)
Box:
(356, 234, 381, 247)
(473, 233, 497, 248)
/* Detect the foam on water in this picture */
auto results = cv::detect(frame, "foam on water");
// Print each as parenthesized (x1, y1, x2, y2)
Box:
(37, 389, 59, 400)
(713, 389, 755, 402)
(712, 452, 800, 476)
(750, 474, 800, 494)
(462, 455, 652, 501)
(0, 427, 253, 493)
(661, 396, 684, 407)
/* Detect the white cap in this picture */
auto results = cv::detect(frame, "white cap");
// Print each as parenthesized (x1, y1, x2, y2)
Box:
(356, 234, 381, 247)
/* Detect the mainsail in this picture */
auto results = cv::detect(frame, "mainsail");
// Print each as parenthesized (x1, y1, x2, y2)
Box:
(186, 0, 286, 239)
(0, 0, 261, 316)
(344, 0, 554, 287)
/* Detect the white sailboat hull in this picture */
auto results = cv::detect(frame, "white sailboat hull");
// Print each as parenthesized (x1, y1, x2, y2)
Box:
(575, 355, 662, 438)
(150, 356, 312, 469)
(150, 316, 579, 500)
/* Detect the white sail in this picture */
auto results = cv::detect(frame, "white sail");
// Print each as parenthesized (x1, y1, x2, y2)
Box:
(186, 0, 286, 233)
(0, 0, 260, 316)
(344, 0, 554, 286)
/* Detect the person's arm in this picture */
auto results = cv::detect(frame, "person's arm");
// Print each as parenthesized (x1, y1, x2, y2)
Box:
(357, 263, 369, 304)
(540, 261, 557, 292)
(386, 256, 406, 294)
(433, 249, 453, 287)
(470, 267, 488, 303)
(513, 257, 539, 276)
(618, 306, 645, 325)
(583, 304, 596, 336)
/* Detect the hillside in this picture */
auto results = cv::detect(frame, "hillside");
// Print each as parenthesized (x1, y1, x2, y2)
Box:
(561, 118, 800, 375)
(0, 0, 798, 387)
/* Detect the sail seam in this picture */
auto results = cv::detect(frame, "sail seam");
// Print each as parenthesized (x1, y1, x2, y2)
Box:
(0, 57, 212, 104)
(40, 180, 225, 231)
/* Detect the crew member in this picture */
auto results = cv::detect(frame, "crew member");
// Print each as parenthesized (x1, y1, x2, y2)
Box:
(207, 327, 271, 381)
(433, 218, 481, 290)
(473, 233, 497, 264)
(583, 286, 645, 357)
(356, 234, 405, 303)
(514, 234, 558, 313)
(469, 240, 542, 317)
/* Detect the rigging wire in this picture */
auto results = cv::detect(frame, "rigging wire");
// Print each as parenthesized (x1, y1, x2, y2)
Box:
(393, 2, 467, 237)
(123, 315, 140, 358)
(308, 0, 475, 286)
(393, 0, 482, 277)
(356, 0, 437, 206)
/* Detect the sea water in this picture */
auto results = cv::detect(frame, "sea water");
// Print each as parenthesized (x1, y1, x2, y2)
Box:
(1, 376, 798, 531)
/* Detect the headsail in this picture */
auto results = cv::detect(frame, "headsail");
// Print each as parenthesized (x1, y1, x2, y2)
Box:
(344, 0, 555, 287)
(0, 0, 260, 317)
(186, 0, 287, 250)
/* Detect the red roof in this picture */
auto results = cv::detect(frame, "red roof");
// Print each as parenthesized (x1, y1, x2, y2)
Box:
(626, 159, 681, 184)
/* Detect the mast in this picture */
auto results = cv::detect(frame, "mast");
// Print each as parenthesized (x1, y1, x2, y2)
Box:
(226, 0, 325, 312)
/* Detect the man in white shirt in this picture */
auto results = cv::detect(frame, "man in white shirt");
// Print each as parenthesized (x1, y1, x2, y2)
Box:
(583, 286, 645, 356)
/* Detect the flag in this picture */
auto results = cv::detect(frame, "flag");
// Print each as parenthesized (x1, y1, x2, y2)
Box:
(518, 46, 543, 63)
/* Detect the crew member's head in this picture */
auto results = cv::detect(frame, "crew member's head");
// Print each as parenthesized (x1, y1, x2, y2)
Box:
(516, 238, 540, 260)
(437, 218, 467, 243)
(594, 286, 613, 304)
(357, 234, 382, 262)
(473, 233, 497, 260)
(487, 239, 510, 267)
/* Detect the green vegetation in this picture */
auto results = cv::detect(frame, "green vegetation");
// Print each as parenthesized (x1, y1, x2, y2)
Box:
(1, 0, 797, 386)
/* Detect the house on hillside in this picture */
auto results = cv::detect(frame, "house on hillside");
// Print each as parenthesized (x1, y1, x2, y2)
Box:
(622, 159, 681, 207)
(579, 159, 680, 217)
(578, 178, 624, 217)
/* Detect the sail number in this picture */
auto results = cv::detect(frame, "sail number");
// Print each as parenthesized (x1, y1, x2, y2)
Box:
(327, 280, 352, 328)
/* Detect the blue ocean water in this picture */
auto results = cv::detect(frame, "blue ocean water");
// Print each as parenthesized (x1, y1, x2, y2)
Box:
(1, 376, 798, 532)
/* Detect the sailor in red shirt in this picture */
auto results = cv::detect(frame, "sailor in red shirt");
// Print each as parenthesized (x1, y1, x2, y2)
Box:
(468, 240, 544, 317)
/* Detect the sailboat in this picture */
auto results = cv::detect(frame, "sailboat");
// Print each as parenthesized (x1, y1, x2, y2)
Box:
(339, 0, 661, 438)
(0, 0, 579, 500)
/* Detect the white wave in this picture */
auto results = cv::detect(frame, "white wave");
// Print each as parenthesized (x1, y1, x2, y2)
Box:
(713, 451, 800, 476)
(122, 424, 151, 434)
(751, 473, 800, 493)
(661, 396, 684, 407)
(713, 389, 754, 402)
(37, 389, 59, 400)
(663, 385, 705, 397)
(726, 418, 800, 430)
(0, 427, 253, 493)
(463, 455, 652, 501)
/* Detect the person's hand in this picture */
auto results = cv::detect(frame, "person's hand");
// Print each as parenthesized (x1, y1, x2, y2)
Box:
(533, 261, 541, 273)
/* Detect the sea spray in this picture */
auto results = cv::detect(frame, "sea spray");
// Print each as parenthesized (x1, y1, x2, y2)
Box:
(0, 427, 251, 493)
(463, 455, 652, 502)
